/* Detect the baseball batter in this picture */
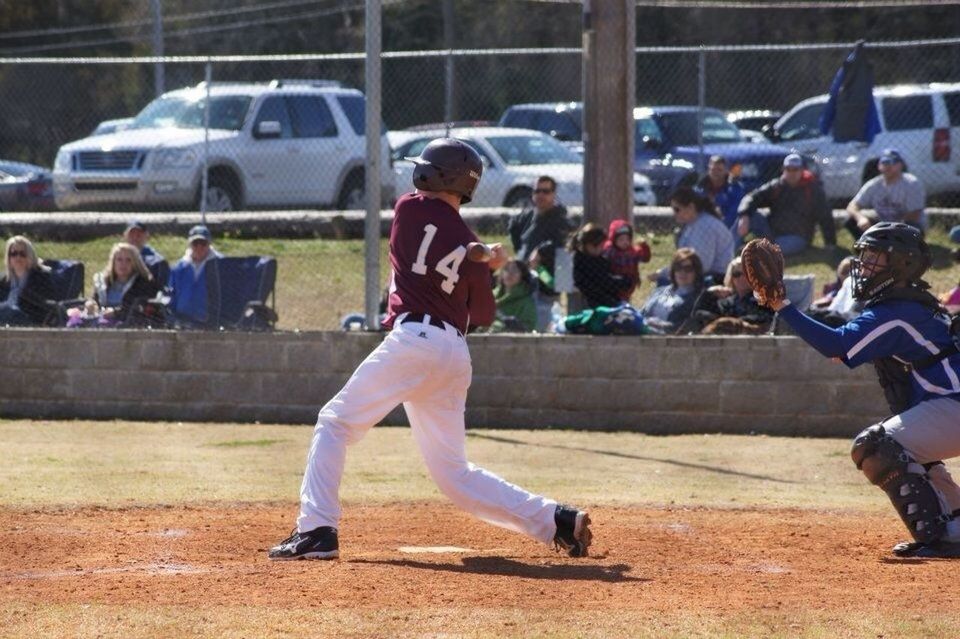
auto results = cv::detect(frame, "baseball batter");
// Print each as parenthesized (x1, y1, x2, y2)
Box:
(754, 222, 960, 558)
(269, 138, 592, 560)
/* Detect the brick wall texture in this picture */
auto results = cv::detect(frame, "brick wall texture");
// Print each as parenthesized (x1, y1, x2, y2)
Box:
(0, 329, 885, 437)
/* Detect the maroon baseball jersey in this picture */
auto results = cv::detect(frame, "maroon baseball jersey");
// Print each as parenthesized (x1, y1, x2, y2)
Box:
(382, 192, 495, 333)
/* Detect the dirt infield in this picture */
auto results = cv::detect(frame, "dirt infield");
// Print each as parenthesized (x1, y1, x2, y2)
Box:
(3, 501, 959, 617)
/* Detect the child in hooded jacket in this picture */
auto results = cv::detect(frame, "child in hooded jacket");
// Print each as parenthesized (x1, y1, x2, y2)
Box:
(602, 219, 651, 302)
(570, 223, 632, 309)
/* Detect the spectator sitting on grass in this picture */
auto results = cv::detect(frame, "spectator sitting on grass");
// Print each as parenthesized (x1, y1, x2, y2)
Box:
(487, 259, 537, 333)
(123, 220, 165, 268)
(649, 186, 734, 285)
(508, 175, 572, 295)
(736, 153, 836, 256)
(697, 154, 746, 230)
(0, 235, 54, 327)
(640, 248, 704, 335)
(168, 225, 222, 327)
(570, 223, 632, 309)
(845, 148, 925, 240)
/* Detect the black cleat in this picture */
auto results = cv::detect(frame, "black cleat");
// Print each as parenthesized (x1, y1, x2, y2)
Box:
(892, 539, 960, 558)
(553, 505, 592, 558)
(268, 526, 339, 560)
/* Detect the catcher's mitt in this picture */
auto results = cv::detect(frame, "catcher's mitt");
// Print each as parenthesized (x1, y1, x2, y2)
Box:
(740, 238, 786, 308)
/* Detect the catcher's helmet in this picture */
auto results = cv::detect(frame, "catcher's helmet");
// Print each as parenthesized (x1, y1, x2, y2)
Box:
(407, 138, 483, 204)
(851, 222, 931, 301)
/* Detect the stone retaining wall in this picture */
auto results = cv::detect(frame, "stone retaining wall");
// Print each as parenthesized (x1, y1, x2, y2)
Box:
(0, 329, 884, 437)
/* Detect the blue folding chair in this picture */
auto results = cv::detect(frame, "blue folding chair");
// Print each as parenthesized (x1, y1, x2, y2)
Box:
(148, 259, 170, 292)
(204, 256, 278, 330)
(41, 259, 86, 326)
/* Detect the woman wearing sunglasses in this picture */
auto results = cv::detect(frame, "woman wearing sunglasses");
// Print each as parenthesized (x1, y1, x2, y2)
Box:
(0, 235, 55, 327)
(640, 248, 704, 334)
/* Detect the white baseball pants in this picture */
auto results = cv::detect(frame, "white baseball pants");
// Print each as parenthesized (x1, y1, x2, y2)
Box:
(297, 315, 559, 545)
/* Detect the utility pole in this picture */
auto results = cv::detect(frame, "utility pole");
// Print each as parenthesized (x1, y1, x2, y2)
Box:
(581, 0, 635, 227)
(150, 0, 165, 97)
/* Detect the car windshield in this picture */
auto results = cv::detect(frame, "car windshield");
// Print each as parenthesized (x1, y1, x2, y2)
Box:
(131, 95, 252, 131)
(484, 134, 579, 165)
(648, 111, 744, 146)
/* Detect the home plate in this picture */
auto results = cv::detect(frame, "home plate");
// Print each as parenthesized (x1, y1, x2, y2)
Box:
(398, 546, 474, 554)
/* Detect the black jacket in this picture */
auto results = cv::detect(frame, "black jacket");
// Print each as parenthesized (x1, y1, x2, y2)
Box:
(573, 252, 631, 309)
(0, 268, 56, 325)
(94, 274, 162, 321)
(508, 204, 573, 264)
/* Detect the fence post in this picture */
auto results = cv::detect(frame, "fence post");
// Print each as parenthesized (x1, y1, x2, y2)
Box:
(697, 46, 706, 168)
(150, 0, 165, 97)
(201, 60, 212, 223)
(364, 0, 383, 330)
(443, 0, 456, 123)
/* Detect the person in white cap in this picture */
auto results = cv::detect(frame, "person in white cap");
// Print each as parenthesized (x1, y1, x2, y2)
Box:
(736, 153, 836, 256)
(845, 148, 926, 240)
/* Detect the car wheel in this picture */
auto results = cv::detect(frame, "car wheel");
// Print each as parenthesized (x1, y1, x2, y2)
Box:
(337, 171, 365, 210)
(504, 187, 532, 208)
(199, 173, 240, 212)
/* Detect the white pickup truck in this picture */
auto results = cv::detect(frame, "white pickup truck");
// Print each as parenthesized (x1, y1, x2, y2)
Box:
(770, 83, 960, 203)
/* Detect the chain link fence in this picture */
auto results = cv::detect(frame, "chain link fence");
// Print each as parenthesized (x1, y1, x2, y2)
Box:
(2, 37, 960, 330)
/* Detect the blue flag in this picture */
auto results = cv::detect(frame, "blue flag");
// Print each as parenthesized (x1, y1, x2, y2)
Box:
(819, 41, 881, 143)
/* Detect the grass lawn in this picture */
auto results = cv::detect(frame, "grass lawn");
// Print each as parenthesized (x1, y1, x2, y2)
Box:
(25, 226, 960, 331)
(0, 419, 883, 509)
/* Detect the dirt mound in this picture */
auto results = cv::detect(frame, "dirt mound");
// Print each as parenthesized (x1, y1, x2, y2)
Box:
(2, 502, 958, 614)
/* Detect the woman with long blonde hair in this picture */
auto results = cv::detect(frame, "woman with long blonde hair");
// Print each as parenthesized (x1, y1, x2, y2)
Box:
(88, 242, 160, 325)
(0, 235, 55, 326)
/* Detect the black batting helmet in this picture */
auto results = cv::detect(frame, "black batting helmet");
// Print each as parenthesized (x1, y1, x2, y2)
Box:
(851, 222, 931, 301)
(407, 138, 483, 204)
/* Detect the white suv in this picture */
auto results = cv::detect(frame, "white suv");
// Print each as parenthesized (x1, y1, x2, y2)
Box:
(770, 83, 960, 203)
(53, 80, 394, 211)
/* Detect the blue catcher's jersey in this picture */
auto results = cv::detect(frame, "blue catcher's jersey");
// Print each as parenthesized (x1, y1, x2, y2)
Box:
(780, 299, 960, 409)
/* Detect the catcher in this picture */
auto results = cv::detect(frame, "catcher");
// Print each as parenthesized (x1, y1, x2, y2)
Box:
(742, 225, 960, 558)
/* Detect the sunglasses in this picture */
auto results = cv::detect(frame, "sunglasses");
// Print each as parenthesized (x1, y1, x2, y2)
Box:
(675, 264, 696, 273)
(534, 188, 554, 194)
(8, 250, 27, 258)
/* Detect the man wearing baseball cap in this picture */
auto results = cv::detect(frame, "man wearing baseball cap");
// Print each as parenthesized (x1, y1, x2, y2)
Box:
(167, 224, 222, 327)
(845, 148, 926, 240)
(736, 153, 836, 256)
(123, 219, 165, 268)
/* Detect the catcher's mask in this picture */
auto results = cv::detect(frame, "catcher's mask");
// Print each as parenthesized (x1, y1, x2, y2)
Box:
(851, 222, 931, 301)
(407, 137, 483, 204)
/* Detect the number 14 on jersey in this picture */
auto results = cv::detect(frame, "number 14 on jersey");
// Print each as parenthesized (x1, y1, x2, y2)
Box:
(411, 223, 467, 294)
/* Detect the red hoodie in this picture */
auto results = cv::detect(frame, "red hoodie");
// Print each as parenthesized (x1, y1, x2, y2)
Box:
(601, 219, 651, 301)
